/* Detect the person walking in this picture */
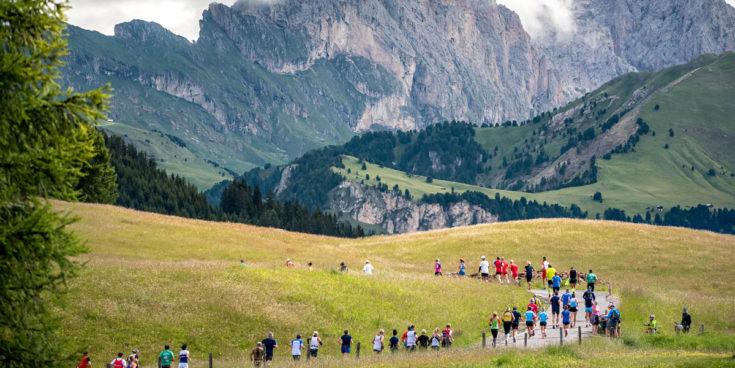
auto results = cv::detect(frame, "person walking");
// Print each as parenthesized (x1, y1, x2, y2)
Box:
(583, 287, 596, 327)
(389, 330, 399, 353)
(569, 267, 578, 292)
(551, 272, 562, 294)
(372, 329, 384, 354)
(489, 312, 500, 347)
(289, 334, 304, 361)
(480, 256, 490, 282)
(538, 308, 548, 338)
(590, 301, 601, 334)
(561, 305, 571, 337)
(524, 306, 536, 338)
(261, 332, 278, 366)
(76, 352, 91, 368)
(646, 315, 658, 334)
(524, 261, 534, 290)
(363, 260, 374, 275)
(458, 259, 466, 277)
(441, 324, 454, 348)
(339, 330, 353, 357)
(250, 342, 264, 367)
(308, 331, 322, 360)
(434, 259, 442, 276)
(494, 257, 503, 284)
(681, 307, 692, 333)
(178, 344, 190, 368)
(417, 329, 430, 350)
(159, 345, 175, 368)
(586, 270, 597, 292)
(405, 325, 418, 351)
(501, 307, 513, 343)
(509, 260, 519, 286)
(511, 307, 522, 342)
(110, 353, 126, 368)
(127, 348, 139, 368)
(430, 329, 442, 351)
(550, 292, 561, 329)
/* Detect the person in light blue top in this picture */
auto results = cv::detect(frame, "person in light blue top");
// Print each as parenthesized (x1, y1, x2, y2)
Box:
(458, 259, 466, 277)
(562, 289, 572, 307)
(551, 273, 562, 293)
(524, 306, 536, 337)
(561, 305, 571, 337)
(538, 308, 548, 339)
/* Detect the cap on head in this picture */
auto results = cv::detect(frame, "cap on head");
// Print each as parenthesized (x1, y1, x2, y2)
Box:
(257, 342, 262, 346)
(481, 256, 486, 260)
(421, 329, 427, 334)
(286, 258, 291, 262)
(650, 315, 655, 318)
(365, 260, 369, 263)
(132, 348, 139, 353)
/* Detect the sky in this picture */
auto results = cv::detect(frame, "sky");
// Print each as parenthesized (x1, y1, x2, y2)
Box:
(67, 0, 735, 41)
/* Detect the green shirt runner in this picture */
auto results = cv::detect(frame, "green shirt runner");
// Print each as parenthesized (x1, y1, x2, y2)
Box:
(586, 273, 597, 284)
(159, 350, 174, 366)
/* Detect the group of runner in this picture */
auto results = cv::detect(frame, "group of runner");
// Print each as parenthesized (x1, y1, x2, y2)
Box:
(78, 345, 189, 368)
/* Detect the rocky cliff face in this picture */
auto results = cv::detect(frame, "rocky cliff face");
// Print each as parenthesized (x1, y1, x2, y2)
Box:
(328, 181, 497, 234)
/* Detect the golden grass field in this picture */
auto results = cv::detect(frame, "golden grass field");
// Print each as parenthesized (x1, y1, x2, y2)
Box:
(53, 201, 735, 367)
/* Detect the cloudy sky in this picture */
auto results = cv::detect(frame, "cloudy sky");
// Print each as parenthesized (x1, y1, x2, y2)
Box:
(67, 0, 735, 41)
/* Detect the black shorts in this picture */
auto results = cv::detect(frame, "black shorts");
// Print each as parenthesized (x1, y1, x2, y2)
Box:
(481, 273, 489, 277)
(512, 324, 519, 330)
(526, 321, 534, 327)
(503, 321, 512, 333)
(569, 307, 578, 312)
(570, 279, 577, 284)
(548, 280, 553, 286)
(553, 287, 560, 293)
(526, 274, 533, 282)
(540, 321, 547, 326)
(265, 353, 273, 361)
(496, 271, 502, 275)
(292, 355, 301, 361)
(309, 349, 318, 358)
(552, 309, 560, 315)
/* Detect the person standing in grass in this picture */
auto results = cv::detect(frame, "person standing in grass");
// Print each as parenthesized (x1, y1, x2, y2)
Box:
(76, 351, 91, 368)
(480, 256, 490, 282)
(441, 324, 454, 347)
(681, 307, 691, 333)
(561, 305, 571, 337)
(586, 270, 597, 292)
(538, 308, 548, 339)
(308, 331, 322, 360)
(489, 312, 500, 347)
(339, 330, 353, 357)
(606, 304, 621, 338)
(569, 293, 579, 327)
(525, 306, 536, 338)
(417, 329, 430, 350)
(494, 257, 503, 284)
(430, 329, 442, 351)
(501, 257, 509, 284)
(550, 292, 561, 329)
(583, 287, 596, 327)
(458, 259, 466, 277)
(434, 259, 442, 276)
(250, 342, 264, 367)
(261, 332, 278, 366)
(178, 344, 190, 368)
(110, 353, 126, 368)
(569, 267, 578, 292)
(509, 260, 519, 286)
(289, 334, 304, 361)
(511, 307, 522, 342)
(159, 345, 175, 368)
(525, 261, 534, 290)
(389, 330, 400, 353)
(372, 329, 384, 354)
(363, 260, 374, 275)
(501, 308, 513, 343)
(646, 315, 658, 334)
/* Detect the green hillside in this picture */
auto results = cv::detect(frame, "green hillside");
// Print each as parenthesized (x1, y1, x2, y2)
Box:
(54, 201, 735, 367)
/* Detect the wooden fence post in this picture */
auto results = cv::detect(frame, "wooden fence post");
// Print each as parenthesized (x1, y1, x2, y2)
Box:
(608, 283, 611, 296)
(208, 352, 212, 368)
(524, 332, 527, 348)
(578, 326, 582, 345)
(482, 332, 486, 348)
(559, 326, 563, 345)
(356, 342, 361, 358)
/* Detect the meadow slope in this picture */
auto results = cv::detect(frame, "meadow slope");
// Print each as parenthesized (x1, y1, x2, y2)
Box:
(55, 202, 735, 367)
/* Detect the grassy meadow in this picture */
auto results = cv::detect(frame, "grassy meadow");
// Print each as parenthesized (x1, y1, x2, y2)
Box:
(53, 201, 735, 366)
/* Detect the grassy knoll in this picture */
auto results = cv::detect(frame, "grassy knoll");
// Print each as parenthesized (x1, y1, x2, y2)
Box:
(55, 202, 735, 366)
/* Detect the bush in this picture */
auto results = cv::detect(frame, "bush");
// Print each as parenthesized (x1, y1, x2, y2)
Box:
(593, 192, 603, 202)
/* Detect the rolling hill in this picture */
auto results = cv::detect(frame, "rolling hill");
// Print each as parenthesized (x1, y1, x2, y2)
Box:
(54, 201, 735, 367)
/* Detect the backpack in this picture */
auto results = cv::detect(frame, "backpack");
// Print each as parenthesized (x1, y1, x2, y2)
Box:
(611, 309, 620, 322)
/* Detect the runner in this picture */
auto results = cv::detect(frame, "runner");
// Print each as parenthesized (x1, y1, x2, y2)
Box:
(525, 261, 534, 290)
(545, 264, 557, 293)
(586, 269, 597, 291)
(261, 333, 278, 366)
(434, 259, 442, 276)
(458, 259, 466, 277)
(646, 315, 658, 334)
(561, 289, 572, 309)
(550, 292, 561, 329)
(417, 329, 430, 350)
(501, 257, 509, 284)
(389, 330, 399, 353)
(372, 329, 384, 354)
(561, 305, 571, 337)
(363, 260, 374, 275)
(532, 295, 543, 311)
(178, 344, 190, 368)
(110, 353, 126, 368)
(541, 257, 549, 290)
(509, 260, 519, 286)
(538, 308, 548, 339)
(127, 348, 139, 368)
(340, 330, 353, 357)
(159, 345, 175, 368)
(489, 312, 500, 347)
(524, 306, 536, 338)
(285, 258, 295, 267)
(339, 262, 348, 273)
(606, 304, 621, 338)
(511, 307, 522, 342)
(569, 293, 579, 327)
(405, 325, 418, 352)
(308, 331, 322, 360)
(590, 301, 601, 334)
(494, 257, 503, 284)
(289, 334, 304, 361)
(569, 266, 578, 292)
(528, 298, 538, 314)
(442, 324, 454, 348)
(681, 307, 691, 333)
(76, 351, 91, 368)
(250, 342, 264, 367)
(480, 256, 490, 282)
(551, 272, 562, 294)
(583, 287, 596, 327)
(430, 329, 442, 351)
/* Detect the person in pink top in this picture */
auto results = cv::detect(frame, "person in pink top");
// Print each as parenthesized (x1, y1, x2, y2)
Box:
(590, 301, 601, 334)
(434, 259, 442, 276)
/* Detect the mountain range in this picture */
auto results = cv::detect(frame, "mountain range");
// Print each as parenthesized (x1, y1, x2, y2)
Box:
(60, 0, 735, 188)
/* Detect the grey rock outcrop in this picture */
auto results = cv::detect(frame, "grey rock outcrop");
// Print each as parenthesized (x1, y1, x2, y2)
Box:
(328, 181, 497, 234)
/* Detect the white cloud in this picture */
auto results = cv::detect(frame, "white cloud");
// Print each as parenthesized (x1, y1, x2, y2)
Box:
(66, 0, 237, 41)
(497, 0, 576, 40)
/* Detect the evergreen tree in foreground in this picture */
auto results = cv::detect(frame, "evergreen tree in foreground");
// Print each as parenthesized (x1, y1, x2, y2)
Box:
(0, 1, 113, 366)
